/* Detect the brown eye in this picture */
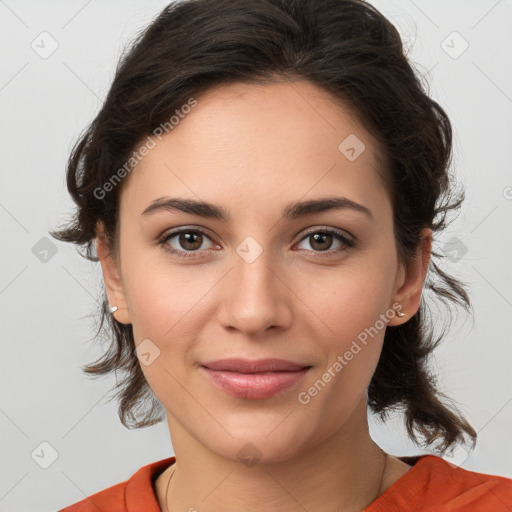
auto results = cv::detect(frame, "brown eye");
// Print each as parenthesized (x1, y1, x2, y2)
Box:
(159, 228, 217, 258)
(296, 228, 355, 255)
(178, 231, 204, 251)
(308, 232, 334, 251)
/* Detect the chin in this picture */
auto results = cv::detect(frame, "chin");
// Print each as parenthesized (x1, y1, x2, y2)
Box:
(203, 418, 316, 466)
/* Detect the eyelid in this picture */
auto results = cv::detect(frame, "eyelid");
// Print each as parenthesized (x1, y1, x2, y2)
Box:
(158, 226, 219, 252)
(159, 225, 355, 243)
(159, 225, 216, 241)
(158, 225, 356, 258)
(298, 226, 356, 243)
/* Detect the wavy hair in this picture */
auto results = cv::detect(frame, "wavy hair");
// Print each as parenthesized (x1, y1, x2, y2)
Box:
(51, 0, 477, 454)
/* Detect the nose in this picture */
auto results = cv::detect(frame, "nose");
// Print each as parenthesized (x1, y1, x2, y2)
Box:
(217, 243, 293, 337)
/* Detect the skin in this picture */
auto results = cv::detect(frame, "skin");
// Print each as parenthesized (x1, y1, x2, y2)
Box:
(96, 79, 432, 512)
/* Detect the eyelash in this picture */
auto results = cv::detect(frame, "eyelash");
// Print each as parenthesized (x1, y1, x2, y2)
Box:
(157, 227, 356, 259)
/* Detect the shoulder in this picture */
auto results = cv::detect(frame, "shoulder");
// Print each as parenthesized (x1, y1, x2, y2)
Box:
(429, 456, 512, 510)
(369, 454, 512, 511)
(58, 481, 127, 512)
(57, 457, 175, 512)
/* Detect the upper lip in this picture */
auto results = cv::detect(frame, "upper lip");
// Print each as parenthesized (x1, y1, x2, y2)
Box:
(201, 358, 311, 373)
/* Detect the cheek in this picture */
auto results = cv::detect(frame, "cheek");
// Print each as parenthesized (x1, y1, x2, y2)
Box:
(120, 234, 210, 339)
(126, 270, 209, 344)
(122, 263, 205, 408)
(296, 277, 391, 426)
(300, 260, 396, 344)
(122, 257, 223, 401)
(294, 257, 396, 406)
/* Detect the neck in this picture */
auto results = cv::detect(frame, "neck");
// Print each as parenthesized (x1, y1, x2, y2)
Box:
(158, 398, 390, 512)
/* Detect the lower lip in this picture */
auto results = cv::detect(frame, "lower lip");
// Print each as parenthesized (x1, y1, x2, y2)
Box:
(200, 366, 311, 399)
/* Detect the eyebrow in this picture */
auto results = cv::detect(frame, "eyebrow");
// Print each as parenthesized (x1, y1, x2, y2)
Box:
(141, 196, 373, 221)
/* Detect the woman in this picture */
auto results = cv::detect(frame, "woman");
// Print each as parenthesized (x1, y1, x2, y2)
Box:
(53, 0, 512, 510)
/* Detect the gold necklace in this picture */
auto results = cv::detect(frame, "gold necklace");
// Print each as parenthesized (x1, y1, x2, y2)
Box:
(164, 450, 388, 512)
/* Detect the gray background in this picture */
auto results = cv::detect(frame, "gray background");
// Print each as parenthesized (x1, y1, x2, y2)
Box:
(1, 0, 511, 510)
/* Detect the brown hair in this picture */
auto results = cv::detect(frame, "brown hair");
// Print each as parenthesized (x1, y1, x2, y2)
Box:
(51, 0, 477, 453)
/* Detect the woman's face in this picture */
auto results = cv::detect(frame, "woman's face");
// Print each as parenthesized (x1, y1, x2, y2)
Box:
(100, 80, 426, 463)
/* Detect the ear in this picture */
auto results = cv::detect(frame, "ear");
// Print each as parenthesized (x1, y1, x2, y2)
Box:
(387, 227, 432, 326)
(95, 222, 132, 324)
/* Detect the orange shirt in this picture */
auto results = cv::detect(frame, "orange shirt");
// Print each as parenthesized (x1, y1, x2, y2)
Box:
(58, 454, 512, 511)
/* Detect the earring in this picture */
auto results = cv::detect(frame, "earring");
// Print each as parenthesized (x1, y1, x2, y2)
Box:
(109, 305, 119, 313)
(397, 310, 406, 317)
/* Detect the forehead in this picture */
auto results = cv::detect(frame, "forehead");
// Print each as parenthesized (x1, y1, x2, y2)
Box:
(121, 80, 390, 221)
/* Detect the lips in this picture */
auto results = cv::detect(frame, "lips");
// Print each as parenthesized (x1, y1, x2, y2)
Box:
(201, 358, 310, 373)
(200, 358, 312, 399)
